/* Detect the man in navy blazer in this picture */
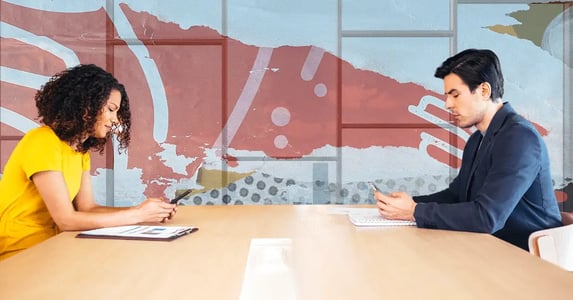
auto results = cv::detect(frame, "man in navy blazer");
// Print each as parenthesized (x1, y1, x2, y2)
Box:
(374, 49, 562, 250)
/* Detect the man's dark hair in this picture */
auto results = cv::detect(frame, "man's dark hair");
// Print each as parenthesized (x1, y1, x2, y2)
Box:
(35, 64, 131, 154)
(434, 49, 504, 100)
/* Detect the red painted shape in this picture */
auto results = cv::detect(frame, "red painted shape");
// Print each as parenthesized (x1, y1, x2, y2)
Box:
(0, 3, 553, 197)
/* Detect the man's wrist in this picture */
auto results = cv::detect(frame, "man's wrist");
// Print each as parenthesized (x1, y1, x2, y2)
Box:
(411, 203, 417, 221)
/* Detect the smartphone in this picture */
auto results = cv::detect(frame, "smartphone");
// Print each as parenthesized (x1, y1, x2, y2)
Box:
(170, 189, 193, 205)
(368, 181, 381, 193)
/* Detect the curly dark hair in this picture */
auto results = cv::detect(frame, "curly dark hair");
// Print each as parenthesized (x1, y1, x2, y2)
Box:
(35, 64, 131, 154)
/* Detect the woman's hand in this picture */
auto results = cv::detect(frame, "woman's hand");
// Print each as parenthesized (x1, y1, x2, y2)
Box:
(134, 198, 176, 223)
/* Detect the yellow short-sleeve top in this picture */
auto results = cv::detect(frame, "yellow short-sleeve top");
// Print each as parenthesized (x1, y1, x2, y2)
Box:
(0, 126, 90, 260)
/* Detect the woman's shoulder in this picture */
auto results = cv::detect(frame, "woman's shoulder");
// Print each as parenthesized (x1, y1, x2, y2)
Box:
(21, 126, 61, 145)
(24, 126, 56, 138)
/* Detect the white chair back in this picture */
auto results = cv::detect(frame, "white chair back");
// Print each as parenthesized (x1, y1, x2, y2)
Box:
(528, 223, 573, 271)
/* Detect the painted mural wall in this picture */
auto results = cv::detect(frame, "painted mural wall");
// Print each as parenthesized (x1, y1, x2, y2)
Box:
(1, 0, 571, 210)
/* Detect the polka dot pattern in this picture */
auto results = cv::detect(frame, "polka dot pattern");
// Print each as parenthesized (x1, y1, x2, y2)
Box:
(177, 172, 452, 206)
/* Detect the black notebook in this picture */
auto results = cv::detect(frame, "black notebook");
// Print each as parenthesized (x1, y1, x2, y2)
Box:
(76, 225, 198, 241)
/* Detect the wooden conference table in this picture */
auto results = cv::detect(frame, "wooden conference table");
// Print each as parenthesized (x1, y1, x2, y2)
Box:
(1, 205, 572, 300)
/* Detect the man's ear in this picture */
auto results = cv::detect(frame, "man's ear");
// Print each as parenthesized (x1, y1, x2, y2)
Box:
(481, 82, 492, 99)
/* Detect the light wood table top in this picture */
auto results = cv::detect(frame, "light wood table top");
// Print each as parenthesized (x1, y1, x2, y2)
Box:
(1, 205, 572, 300)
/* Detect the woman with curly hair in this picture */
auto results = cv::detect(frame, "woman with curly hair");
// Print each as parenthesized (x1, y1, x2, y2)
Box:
(0, 64, 176, 260)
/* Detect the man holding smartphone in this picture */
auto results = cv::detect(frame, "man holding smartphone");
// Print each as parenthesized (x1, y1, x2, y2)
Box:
(373, 49, 562, 251)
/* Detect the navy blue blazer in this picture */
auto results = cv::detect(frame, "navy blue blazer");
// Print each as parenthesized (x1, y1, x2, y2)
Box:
(413, 103, 562, 250)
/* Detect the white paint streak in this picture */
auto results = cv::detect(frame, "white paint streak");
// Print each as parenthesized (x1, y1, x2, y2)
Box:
(0, 67, 50, 90)
(107, 5, 169, 144)
(213, 47, 273, 149)
(300, 46, 324, 81)
(0, 107, 39, 133)
(1, 21, 80, 67)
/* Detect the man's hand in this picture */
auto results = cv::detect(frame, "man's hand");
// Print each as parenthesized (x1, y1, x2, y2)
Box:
(374, 191, 417, 221)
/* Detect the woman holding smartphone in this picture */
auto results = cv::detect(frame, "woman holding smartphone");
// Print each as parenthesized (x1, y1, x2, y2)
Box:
(0, 64, 176, 260)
